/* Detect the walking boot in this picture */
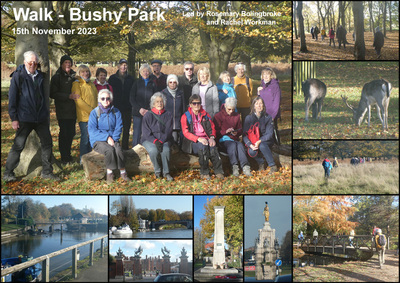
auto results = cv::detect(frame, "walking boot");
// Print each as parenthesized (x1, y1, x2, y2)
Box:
(120, 172, 131, 182)
(243, 165, 252, 176)
(268, 165, 278, 175)
(106, 172, 114, 184)
(232, 165, 240, 177)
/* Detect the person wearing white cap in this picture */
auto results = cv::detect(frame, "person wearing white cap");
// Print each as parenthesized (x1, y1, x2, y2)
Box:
(162, 74, 185, 147)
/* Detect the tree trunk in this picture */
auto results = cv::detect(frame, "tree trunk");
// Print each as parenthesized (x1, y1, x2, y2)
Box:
(369, 1, 375, 32)
(48, 1, 72, 76)
(389, 1, 392, 31)
(298, 1, 307, 52)
(353, 2, 365, 60)
(293, 2, 298, 39)
(127, 31, 137, 78)
(383, 1, 387, 37)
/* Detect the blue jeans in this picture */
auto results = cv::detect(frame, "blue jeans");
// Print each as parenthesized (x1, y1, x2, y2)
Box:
(142, 140, 171, 175)
(132, 115, 143, 148)
(324, 168, 331, 177)
(79, 122, 92, 161)
(247, 141, 275, 167)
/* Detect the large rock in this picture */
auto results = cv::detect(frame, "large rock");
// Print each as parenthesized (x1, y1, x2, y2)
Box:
(81, 144, 288, 180)
(14, 131, 62, 179)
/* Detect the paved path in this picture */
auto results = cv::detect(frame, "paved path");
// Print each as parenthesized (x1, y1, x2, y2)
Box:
(72, 255, 108, 282)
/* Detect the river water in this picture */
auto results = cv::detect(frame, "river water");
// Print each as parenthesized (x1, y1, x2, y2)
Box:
(110, 228, 192, 238)
(1, 231, 107, 279)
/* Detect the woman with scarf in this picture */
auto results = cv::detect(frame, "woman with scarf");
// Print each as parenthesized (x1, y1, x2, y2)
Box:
(94, 67, 114, 93)
(88, 89, 131, 184)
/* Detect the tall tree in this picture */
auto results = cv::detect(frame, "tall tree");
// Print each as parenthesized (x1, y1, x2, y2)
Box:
(383, 1, 387, 36)
(353, 1, 365, 60)
(298, 1, 307, 52)
(293, 2, 298, 39)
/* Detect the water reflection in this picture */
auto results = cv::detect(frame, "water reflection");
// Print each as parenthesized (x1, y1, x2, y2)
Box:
(294, 253, 356, 267)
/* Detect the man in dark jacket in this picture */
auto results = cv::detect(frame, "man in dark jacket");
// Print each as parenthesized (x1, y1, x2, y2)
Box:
(149, 59, 168, 92)
(50, 55, 77, 163)
(336, 25, 347, 49)
(108, 59, 135, 150)
(178, 61, 198, 108)
(4, 51, 59, 182)
(373, 27, 384, 58)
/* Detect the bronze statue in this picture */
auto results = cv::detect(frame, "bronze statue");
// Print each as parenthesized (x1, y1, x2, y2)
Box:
(264, 202, 269, 222)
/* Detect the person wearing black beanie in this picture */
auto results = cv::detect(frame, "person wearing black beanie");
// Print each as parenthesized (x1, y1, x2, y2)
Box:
(50, 55, 77, 164)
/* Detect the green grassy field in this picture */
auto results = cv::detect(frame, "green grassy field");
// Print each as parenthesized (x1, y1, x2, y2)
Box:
(293, 62, 399, 139)
(293, 162, 399, 194)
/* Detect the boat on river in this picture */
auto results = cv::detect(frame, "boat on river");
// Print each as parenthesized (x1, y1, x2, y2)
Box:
(1, 256, 42, 282)
(112, 224, 132, 235)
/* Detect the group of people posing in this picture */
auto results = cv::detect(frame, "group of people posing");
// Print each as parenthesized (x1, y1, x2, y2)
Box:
(4, 51, 282, 184)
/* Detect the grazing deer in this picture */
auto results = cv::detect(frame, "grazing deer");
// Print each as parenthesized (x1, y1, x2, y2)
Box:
(302, 78, 327, 121)
(341, 79, 391, 130)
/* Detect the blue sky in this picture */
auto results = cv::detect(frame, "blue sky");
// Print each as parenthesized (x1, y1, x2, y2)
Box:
(1, 195, 108, 215)
(194, 195, 218, 228)
(244, 196, 291, 247)
(109, 240, 192, 262)
(109, 195, 192, 215)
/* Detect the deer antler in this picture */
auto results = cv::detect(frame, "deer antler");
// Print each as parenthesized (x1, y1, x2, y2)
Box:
(341, 95, 355, 112)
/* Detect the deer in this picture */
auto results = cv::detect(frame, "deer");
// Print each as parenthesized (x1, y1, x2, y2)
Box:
(341, 79, 391, 130)
(302, 78, 327, 121)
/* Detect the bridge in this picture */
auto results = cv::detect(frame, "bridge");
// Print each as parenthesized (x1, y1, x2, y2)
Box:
(150, 220, 193, 230)
(299, 235, 375, 260)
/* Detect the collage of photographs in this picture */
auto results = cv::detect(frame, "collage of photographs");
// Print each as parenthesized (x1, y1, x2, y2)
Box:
(0, 1, 398, 282)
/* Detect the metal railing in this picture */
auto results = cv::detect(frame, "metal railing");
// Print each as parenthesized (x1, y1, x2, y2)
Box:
(1, 235, 108, 282)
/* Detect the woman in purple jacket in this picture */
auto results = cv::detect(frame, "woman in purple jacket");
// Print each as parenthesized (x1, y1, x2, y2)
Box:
(141, 92, 174, 181)
(257, 67, 281, 145)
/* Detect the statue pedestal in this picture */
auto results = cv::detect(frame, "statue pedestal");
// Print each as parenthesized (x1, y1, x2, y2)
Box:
(255, 221, 277, 281)
(133, 256, 142, 279)
(162, 256, 171, 274)
(213, 206, 226, 269)
(179, 255, 189, 274)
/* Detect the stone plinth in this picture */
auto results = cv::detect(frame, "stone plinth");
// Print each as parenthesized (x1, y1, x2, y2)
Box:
(162, 256, 171, 274)
(213, 206, 225, 269)
(132, 256, 142, 279)
(255, 221, 277, 281)
(179, 255, 189, 275)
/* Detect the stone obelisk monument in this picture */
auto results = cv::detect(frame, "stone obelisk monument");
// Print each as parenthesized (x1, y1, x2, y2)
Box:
(255, 202, 277, 280)
(213, 206, 225, 269)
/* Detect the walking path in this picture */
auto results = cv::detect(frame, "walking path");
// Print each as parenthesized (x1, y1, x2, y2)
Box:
(72, 255, 108, 282)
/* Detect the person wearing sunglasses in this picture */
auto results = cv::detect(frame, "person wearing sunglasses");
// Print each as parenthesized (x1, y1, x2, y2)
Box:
(181, 94, 224, 180)
(178, 61, 198, 108)
(4, 51, 60, 182)
(72, 64, 98, 163)
(161, 74, 185, 148)
(88, 89, 131, 184)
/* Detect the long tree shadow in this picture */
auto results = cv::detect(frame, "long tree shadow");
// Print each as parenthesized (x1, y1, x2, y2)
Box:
(313, 265, 386, 282)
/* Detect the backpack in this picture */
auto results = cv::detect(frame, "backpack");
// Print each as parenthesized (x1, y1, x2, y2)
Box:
(377, 234, 386, 247)
(184, 110, 210, 126)
(231, 76, 251, 93)
(10, 67, 25, 97)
